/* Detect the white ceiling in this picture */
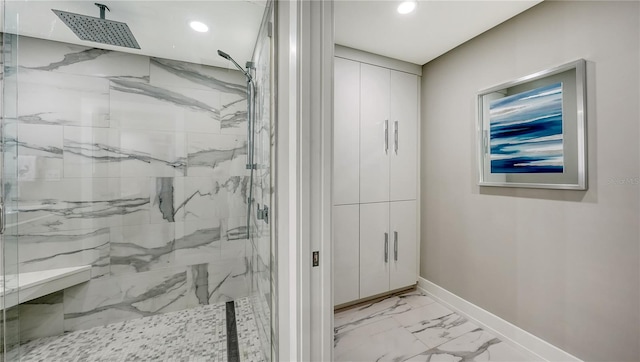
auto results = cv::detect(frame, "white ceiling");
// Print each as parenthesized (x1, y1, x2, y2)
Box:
(3, 0, 267, 68)
(3, 1, 542, 68)
(335, 0, 543, 65)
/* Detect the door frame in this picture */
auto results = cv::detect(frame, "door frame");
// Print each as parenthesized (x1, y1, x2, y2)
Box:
(275, 0, 334, 360)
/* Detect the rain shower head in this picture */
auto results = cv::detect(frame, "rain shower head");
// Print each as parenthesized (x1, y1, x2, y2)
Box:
(53, 3, 140, 49)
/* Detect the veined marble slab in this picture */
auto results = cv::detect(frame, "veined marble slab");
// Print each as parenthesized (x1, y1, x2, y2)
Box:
(63, 126, 118, 178)
(150, 177, 186, 224)
(220, 93, 247, 135)
(18, 36, 150, 80)
(64, 127, 186, 178)
(173, 220, 223, 266)
(334, 296, 413, 335)
(16, 178, 150, 233)
(180, 176, 249, 222)
(186, 133, 247, 177)
(109, 78, 221, 134)
(112, 129, 186, 177)
(110, 224, 176, 275)
(0, 265, 91, 310)
(334, 290, 534, 362)
(4, 124, 64, 181)
(226, 216, 248, 241)
(186, 259, 250, 306)
(334, 318, 428, 362)
(17, 68, 109, 127)
(150, 57, 246, 95)
(18, 292, 65, 343)
(404, 310, 479, 350)
(63, 268, 189, 332)
(405, 329, 531, 361)
(18, 228, 110, 279)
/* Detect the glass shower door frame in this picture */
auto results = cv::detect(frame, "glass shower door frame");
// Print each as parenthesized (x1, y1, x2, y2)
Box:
(248, 0, 274, 360)
(2, 2, 22, 359)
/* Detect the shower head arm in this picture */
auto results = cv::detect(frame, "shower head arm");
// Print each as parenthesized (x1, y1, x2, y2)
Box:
(230, 58, 253, 82)
(95, 3, 110, 20)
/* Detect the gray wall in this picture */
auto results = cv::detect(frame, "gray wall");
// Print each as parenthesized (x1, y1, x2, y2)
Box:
(420, 1, 639, 361)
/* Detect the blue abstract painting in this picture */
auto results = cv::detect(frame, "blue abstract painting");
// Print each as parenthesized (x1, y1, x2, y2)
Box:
(489, 82, 564, 173)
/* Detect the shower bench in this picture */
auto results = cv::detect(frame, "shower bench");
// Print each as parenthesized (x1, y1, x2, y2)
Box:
(0, 265, 91, 309)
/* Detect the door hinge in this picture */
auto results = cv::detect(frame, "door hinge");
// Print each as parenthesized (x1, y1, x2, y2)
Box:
(0, 198, 4, 234)
(257, 204, 269, 224)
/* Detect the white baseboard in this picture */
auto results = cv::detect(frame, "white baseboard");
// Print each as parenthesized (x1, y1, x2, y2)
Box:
(417, 277, 581, 362)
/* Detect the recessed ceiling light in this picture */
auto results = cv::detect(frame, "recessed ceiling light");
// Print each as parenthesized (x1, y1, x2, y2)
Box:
(397, 1, 417, 14)
(190, 21, 209, 33)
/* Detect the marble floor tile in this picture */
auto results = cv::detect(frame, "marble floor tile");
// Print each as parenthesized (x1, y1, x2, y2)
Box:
(334, 295, 412, 334)
(398, 291, 437, 309)
(335, 317, 400, 352)
(335, 290, 534, 362)
(481, 341, 533, 361)
(334, 318, 428, 362)
(392, 300, 454, 327)
(406, 313, 480, 349)
(405, 329, 531, 362)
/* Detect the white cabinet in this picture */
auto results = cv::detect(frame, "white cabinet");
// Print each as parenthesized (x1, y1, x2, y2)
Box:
(389, 200, 417, 290)
(359, 203, 390, 298)
(333, 55, 419, 306)
(360, 63, 418, 203)
(389, 72, 418, 201)
(360, 64, 390, 203)
(334, 58, 361, 205)
(333, 205, 360, 305)
(359, 201, 417, 300)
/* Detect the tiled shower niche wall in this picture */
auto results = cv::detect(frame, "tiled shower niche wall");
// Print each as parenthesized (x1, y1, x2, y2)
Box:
(6, 36, 251, 340)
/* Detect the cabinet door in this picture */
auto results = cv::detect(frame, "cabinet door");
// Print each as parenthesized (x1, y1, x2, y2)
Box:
(333, 205, 360, 305)
(360, 64, 390, 203)
(389, 200, 417, 290)
(360, 202, 390, 299)
(389, 70, 418, 201)
(334, 58, 360, 205)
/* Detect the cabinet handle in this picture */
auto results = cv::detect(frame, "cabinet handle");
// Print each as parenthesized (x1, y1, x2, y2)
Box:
(384, 232, 389, 263)
(394, 231, 398, 261)
(384, 120, 389, 154)
(394, 121, 398, 154)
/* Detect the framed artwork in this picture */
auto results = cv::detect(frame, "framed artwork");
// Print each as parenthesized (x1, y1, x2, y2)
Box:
(477, 59, 587, 190)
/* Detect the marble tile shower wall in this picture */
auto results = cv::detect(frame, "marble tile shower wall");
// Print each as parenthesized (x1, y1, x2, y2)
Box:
(7, 36, 252, 339)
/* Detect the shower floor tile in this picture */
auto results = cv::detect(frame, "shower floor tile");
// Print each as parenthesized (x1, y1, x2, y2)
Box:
(20, 297, 265, 362)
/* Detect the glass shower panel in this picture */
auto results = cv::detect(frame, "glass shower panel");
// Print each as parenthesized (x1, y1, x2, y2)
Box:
(249, 1, 274, 359)
(0, 1, 273, 361)
(2, 26, 21, 361)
